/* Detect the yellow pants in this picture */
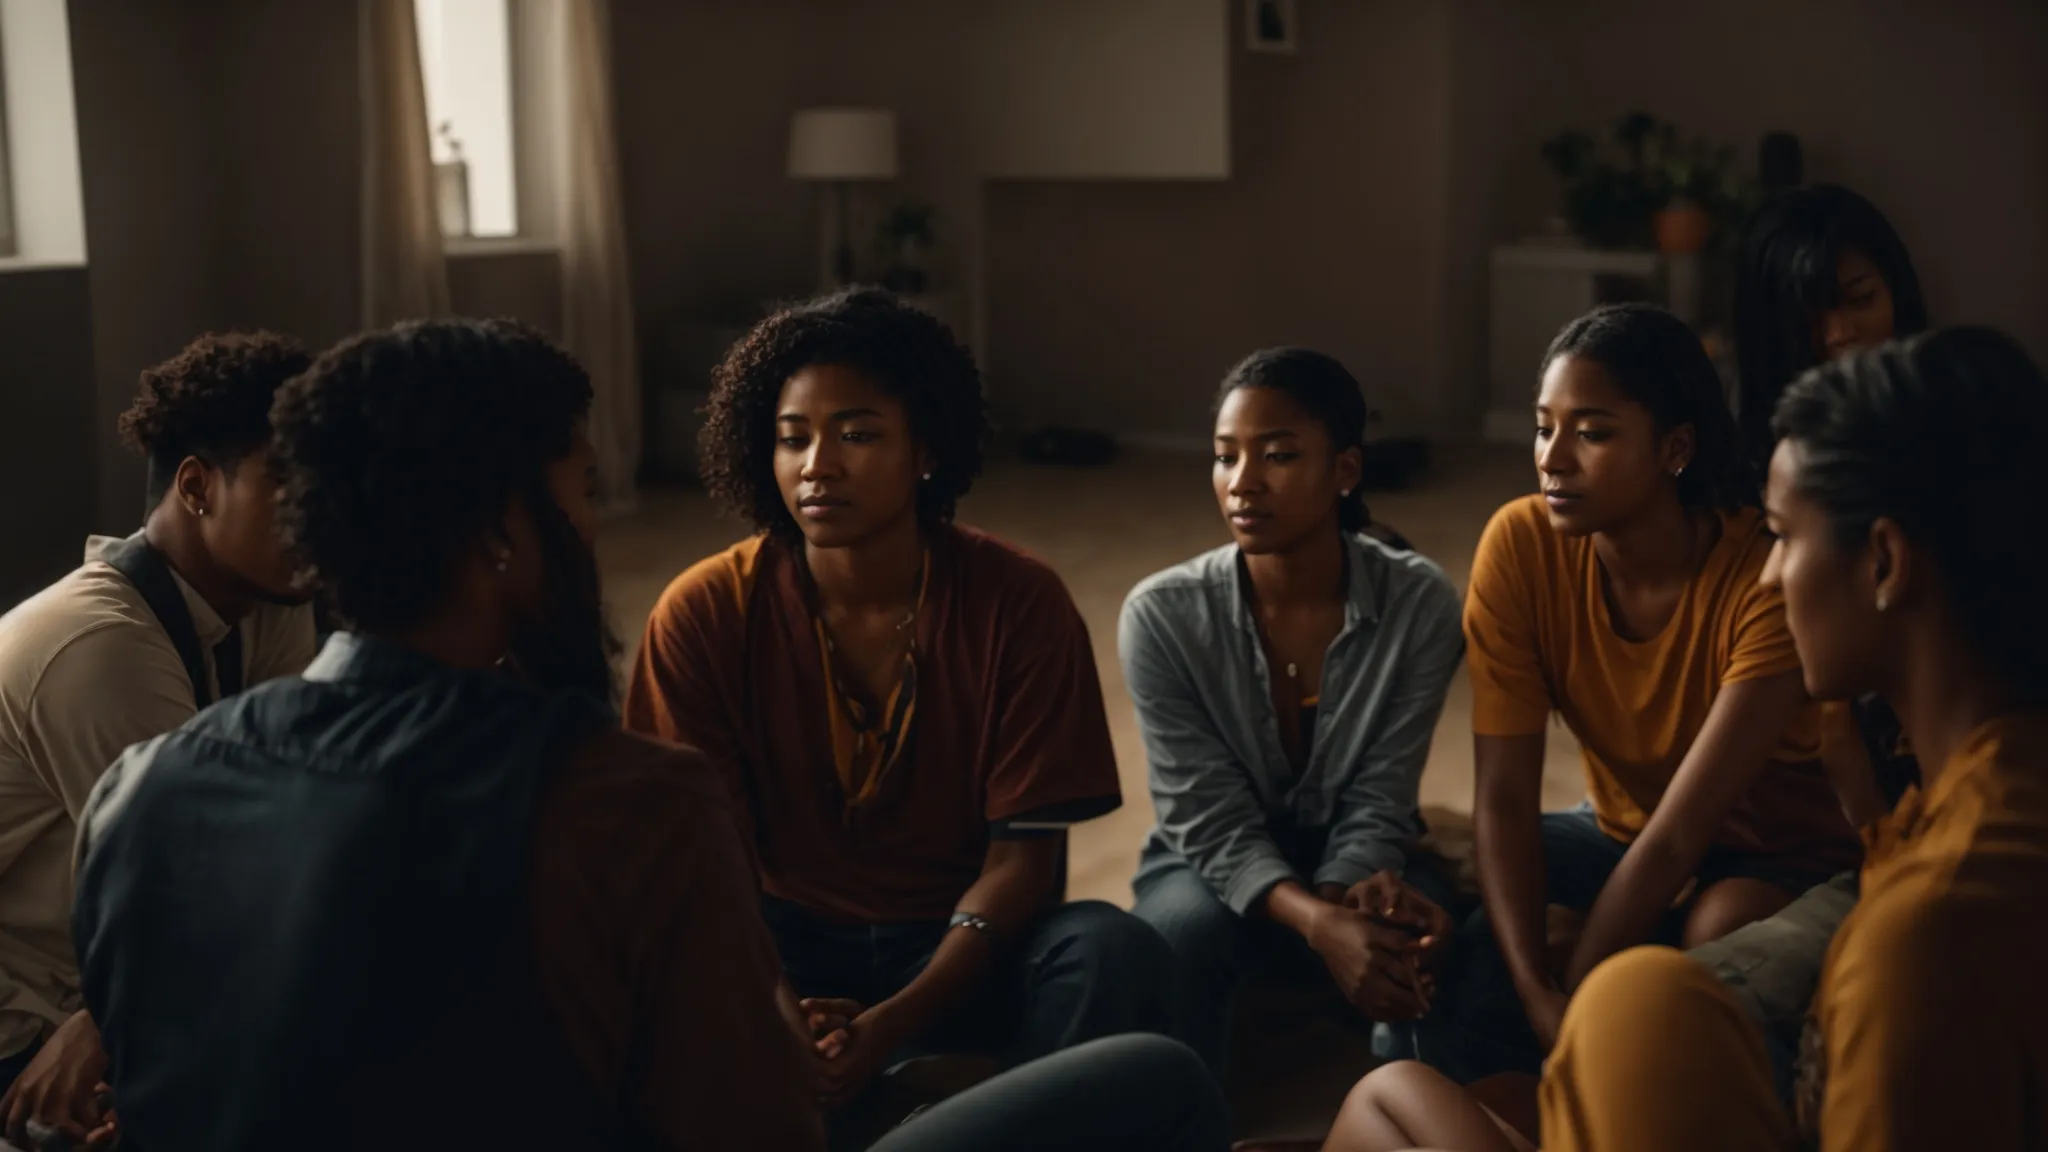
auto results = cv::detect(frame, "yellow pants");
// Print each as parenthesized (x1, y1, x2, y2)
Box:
(1540, 947, 1799, 1152)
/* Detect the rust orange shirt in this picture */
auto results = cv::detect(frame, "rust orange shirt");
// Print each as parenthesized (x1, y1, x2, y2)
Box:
(625, 525, 1122, 924)
(1464, 495, 1856, 868)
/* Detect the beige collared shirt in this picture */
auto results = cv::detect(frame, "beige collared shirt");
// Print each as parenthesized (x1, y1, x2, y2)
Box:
(0, 535, 316, 1057)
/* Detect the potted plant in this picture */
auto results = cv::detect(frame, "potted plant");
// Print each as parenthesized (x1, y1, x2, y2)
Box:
(1652, 138, 1737, 255)
(1541, 113, 1743, 252)
(874, 201, 937, 295)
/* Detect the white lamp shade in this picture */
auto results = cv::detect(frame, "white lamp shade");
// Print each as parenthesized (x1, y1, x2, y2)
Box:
(787, 108, 899, 181)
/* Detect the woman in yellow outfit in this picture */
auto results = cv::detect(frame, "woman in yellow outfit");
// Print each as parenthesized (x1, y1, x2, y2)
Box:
(1543, 326, 2048, 1150)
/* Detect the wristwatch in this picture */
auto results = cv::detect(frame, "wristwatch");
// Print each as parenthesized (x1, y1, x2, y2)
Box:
(948, 911, 996, 939)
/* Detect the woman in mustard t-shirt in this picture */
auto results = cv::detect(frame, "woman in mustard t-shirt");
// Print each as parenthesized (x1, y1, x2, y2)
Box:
(1541, 326, 2048, 1152)
(1414, 303, 1861, 1092)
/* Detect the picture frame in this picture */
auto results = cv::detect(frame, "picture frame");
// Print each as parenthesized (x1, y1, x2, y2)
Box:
(1246, 0, 1297, 55)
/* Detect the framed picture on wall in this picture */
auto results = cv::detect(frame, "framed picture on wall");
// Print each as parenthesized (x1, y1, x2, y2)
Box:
(1246, 0, 1297, 54)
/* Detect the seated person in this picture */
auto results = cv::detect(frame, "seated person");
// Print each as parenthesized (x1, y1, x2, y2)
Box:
(624, 289, 1175, 1121)
(1418, 303, 1861, 1089)
(0, 333, 317, 1146)
(1121, 348, 1465, 1077)
(72, 318, 1229, 1152)
(1540, 326, 2048, 1152)
(1671, 179, 1933, 1098)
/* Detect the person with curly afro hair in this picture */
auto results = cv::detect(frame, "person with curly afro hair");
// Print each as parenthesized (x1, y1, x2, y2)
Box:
(626, 287, 1177, 1135)
(0, 331, 318, 1145)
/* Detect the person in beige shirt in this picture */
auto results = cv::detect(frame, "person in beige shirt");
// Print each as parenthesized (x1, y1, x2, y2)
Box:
(0, 332, 318, 1146)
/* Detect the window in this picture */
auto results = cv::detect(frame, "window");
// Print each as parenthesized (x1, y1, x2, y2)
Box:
(0, 0, 86, 264)
(415, 0, 517, 239)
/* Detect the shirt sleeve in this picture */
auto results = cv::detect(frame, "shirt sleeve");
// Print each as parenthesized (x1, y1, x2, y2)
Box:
(1316, 573, 1465, 890)
(1119, 591, 1296, 914)
(26, 625, 196, 825)
(1465, 501, 1555, 737)
(622, 559, 757, 850)
(1724, 574, 1803, 684)
(530, 736, 825, 1152)
(981, 565, 1122, 834)
(1819, 881, 2024, 1152)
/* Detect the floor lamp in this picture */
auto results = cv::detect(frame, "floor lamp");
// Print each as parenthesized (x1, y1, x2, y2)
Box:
(787, 108, 899, 292)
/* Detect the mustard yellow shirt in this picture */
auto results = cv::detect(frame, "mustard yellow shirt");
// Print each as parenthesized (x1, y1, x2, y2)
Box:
(1807, 711, 2048, 1150)
(1463, 495, 1857, 867)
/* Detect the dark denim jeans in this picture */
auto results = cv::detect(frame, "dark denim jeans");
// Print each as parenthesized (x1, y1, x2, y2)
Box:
(1131, 848, 1466, 1080)
(1393, 804, 1833, 1088)
(760, 897, 1177, 1068)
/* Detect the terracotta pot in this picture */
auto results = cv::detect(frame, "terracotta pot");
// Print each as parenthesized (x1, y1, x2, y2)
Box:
(1654, 203, 1713, 254)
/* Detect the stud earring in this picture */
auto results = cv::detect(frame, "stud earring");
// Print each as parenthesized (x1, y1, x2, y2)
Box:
(1875, 593, 1889, 613)
(494, 551, 510, 573)
(1672, 465, 1687, 478)
(1342, 488, 1352, 497)
(921, 472, 932, 481)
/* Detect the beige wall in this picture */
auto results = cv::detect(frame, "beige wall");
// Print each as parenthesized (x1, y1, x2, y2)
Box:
(985, 2, 1455, 443)
(984, 0, 2047, 444)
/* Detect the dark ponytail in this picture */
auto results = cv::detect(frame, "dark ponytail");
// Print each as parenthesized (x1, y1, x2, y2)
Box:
(1773, 326, 2048, 705)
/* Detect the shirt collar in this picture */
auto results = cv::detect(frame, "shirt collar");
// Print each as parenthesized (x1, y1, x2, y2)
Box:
(86, 533, 233, 648)
(1228, 531, 1384, 632)
(303, 631, 459, 686)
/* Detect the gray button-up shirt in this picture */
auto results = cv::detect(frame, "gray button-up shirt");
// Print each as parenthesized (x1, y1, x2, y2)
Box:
(1122, 533, 1464, 914)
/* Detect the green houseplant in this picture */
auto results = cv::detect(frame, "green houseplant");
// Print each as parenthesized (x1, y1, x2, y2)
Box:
(1541, 113, 1743, 252)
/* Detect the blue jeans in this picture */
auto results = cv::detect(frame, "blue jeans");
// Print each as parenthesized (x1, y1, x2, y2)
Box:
(1131, 852, 1466, 1079)
(869, 1035, 1229, 1152)
(761, 898, 1177, 1068)
(1397, 805, 1833, 1085)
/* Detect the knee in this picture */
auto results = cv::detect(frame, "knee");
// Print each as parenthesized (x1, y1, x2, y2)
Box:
(1557, 946, 1727, 1062)
(1682, 878, 1796, 948)
(1132, 878, 1241, 963)
(1042, 901, 1176, 985)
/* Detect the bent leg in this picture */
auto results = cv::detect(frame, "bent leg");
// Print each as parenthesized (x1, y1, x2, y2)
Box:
(1540, 946, 1795, 1152)
(870, 1035, 1230, 1152)
(1133, 864, 1266, 1077)
(1324, 1062, 1533, 1152)
(1007, 900, 1178, 1064)
(1681, 877, 1799, 947)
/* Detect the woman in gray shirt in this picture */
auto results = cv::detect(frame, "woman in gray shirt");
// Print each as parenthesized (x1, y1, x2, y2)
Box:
(1122, 348, 1466, 1078)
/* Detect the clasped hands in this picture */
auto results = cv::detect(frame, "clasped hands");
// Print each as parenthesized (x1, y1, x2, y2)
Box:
(1306, 870, 1453, 1023)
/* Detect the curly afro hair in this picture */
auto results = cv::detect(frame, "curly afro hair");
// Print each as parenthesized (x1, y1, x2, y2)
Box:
(270, 317, 593, 635)
(118, 331, 312, 505)
(699, 287, 993, 539)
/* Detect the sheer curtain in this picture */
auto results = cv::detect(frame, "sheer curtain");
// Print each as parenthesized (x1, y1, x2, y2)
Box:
(554, 0, 641, 512)
(359, 0, 449, 328)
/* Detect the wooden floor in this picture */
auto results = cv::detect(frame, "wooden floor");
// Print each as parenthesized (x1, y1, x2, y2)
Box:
(595, 443, 1590, 1138)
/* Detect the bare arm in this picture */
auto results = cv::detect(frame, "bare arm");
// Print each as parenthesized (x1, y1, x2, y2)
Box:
(878, 837, 1059, 1039)
(1474, 734, 1556, 1003)
(1563, 670, 1810, 989)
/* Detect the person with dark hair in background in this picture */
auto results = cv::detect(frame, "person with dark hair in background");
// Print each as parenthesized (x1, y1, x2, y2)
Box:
(1418, 303, 1861, 1098)
(1542, 326, 2048, 1152)
(0, 332, 317, 1148)
(1733, 183, 1928, 490)
(1647, 181, 1936, 1116)
(625, 288, 1177, 1142)
(1120, 348, 1465, 1080)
